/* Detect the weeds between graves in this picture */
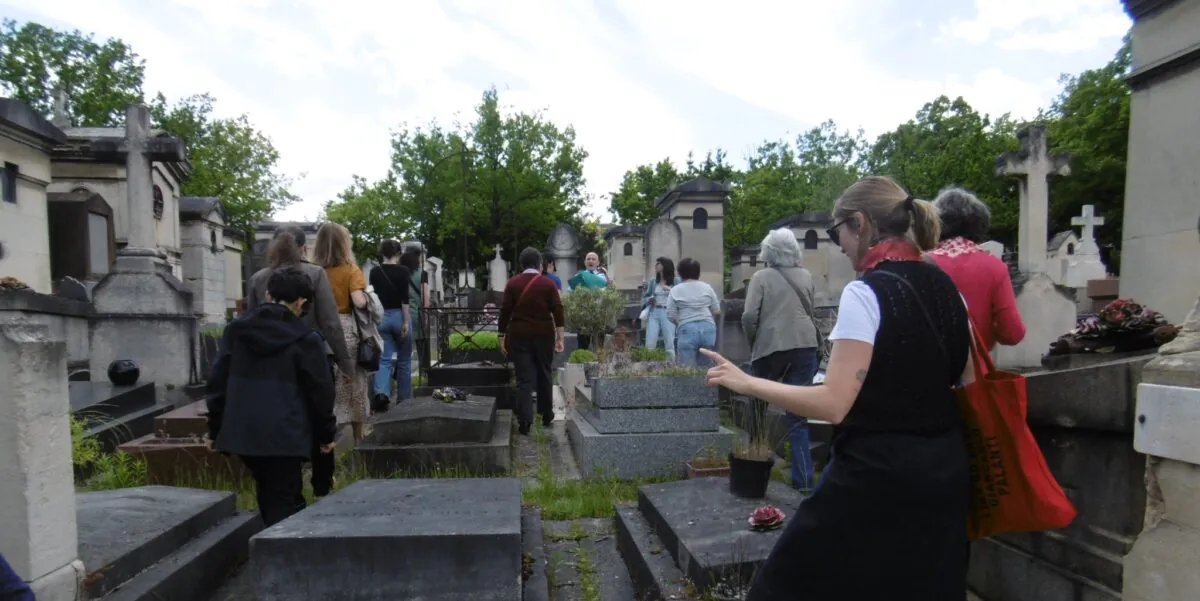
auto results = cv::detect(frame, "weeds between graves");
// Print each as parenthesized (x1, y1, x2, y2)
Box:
(573, 545, 602, 601)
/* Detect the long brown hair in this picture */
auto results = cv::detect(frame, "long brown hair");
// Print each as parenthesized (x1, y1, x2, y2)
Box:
(266, 227, 304, 268)
(312, 222, 356, 268)
(833, 176, 941, 251)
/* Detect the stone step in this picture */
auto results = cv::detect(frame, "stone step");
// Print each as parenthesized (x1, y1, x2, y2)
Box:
(78, 487, 237, 598)
(588, 376, 718, 409)
(566, 408, 735, 479)
(614, 505, 693, 600)
(99, 511, 262, 601)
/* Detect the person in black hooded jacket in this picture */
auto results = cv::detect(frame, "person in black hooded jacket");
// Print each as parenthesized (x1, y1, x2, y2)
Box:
(206, 267, 338, 527)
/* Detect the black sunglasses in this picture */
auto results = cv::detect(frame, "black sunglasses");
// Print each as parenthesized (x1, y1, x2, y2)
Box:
(826, 217, 853, 247)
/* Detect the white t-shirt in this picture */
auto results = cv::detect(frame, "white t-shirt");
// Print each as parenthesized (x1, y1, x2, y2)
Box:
(828, 281, 881, 345)
(827, 279, 971, 347)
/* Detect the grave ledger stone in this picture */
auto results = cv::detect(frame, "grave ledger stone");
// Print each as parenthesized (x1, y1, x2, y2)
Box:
(993, 125, 1077, 369)
(251, 478, 523, 601)
(0, 322, 84, 600)
(88, 105, 196, 388)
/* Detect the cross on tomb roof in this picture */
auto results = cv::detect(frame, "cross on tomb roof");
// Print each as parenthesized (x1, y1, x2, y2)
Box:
(106, 105, 188, 255)
(1071, 204, 1104, 255)
(996, 125, 1071, 275)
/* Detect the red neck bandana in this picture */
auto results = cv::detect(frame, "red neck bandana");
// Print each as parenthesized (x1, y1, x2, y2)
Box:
(858, 238, 924, 273)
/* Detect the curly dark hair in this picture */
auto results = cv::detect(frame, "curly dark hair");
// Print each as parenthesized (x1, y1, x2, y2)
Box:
(933, 186, 991, 243)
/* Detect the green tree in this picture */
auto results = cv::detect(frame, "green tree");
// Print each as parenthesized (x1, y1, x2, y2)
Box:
(323, 175, 410, 259)
(0, 19, 144, 126)
(150, 93, 299, 237)
(1043, 36, 1131, 270)
(607, 159, 681, 225)
(329, 87, 589, 274)
(866, 96, 1021, 243)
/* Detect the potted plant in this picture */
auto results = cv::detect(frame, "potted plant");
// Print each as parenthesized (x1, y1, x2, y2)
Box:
(562, 286, 626, 373)
(729, 398, 777, 499)
(686, 446, 730, 479)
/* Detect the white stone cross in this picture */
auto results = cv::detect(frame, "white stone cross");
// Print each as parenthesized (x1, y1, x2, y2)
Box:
(997, 125, 1071, 275)
(1071, 204, 1105, 255)
(494, 244, 504, 259)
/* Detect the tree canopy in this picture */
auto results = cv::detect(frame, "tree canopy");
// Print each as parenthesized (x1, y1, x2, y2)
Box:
(325, 87, 590, 271)
(605, 37, 1132, 269)
(0, 19, 297, 237)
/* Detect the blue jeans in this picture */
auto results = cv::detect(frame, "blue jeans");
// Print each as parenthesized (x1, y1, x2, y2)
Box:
(373, 309, 413, 401)
(751, 347, 819, 491)
(644, 307, 676, 361)
(676, 320, 717, 367)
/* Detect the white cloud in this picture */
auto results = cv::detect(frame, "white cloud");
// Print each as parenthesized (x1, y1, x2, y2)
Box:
(942, 0, 1130, 52)
(8, 0, 1126, 228)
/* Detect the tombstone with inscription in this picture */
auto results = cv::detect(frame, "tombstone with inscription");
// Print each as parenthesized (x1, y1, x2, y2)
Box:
(993, 126, 1078, 369)
(251, 479, 523, 601)
(87, 105, 196, 387)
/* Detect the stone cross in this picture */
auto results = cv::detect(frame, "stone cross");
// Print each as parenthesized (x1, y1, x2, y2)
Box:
(91, 105, 187, 258)
(996, 125, 1071, 275)
(494, 244, 503, 259)
(1071, 204, 1105, 255)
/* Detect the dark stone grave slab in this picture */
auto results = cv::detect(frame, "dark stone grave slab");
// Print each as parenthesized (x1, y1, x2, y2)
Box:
(415, 384, 514, 410)
(355, 409, 513, 476)
(70, 381, 156, 420)
(77, 486, 235, 598)
(427, 360, 511, 387)
(152, 400, 208, 439)
(251, 478, 523, 601)
(584, 377, 718, 409)
(637, 478, 805, 591)
(370, 395, 496, 445)
(614, 505, 692, 600)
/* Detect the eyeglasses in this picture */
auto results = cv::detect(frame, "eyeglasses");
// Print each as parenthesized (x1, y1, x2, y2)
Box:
(826, 217, 853, 247)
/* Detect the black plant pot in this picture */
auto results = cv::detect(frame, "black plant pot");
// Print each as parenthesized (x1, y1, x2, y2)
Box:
(107, 359, 141, 387)
(728, 453, 775, 499)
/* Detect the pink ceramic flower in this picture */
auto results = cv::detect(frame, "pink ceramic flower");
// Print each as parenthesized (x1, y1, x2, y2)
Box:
(748, 505, 785, 531)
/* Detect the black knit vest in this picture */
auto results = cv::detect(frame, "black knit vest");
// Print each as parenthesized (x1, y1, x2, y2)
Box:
(839, 261, 971, 434)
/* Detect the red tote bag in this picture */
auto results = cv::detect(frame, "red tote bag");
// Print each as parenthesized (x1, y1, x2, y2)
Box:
(958, 315, 1078, 540)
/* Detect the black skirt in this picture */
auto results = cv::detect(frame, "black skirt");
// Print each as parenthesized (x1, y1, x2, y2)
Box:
(747, 426, 970, 601)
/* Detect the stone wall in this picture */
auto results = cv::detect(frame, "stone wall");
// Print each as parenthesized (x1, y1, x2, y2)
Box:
(181, 221, 227, 325)
(967, 352, 1154, 601)
(0, 289, 91, 370)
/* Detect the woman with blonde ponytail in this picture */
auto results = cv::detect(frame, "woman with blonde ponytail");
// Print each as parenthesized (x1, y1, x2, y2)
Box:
(701, 176, 975, 600)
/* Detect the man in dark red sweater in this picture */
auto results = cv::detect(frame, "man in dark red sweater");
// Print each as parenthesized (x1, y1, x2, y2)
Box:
(498, 247, 566, 435)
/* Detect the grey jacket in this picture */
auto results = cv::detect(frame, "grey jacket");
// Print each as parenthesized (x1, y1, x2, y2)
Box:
(246, 262, 353, 373)
(742, 266, 818, 362)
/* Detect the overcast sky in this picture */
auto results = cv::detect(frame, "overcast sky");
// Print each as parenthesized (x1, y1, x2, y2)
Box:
(8, 0, 1130, 221)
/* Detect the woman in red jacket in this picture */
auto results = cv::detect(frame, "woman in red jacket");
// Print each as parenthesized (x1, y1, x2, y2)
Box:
(929, 186, 1026, 350)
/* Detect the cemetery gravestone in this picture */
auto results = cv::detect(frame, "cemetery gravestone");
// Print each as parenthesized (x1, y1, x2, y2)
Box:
(994, 126, 1078, 369)
(489, 245, 507, 292)
(567, 373, 734, 478)
(355, 395, 513, 475)
(980, 240, 1005, 260)
(251, 479, 523, 601)
(0, 322, 84, 600)
(547, 223, 580, 285)
(88, 105, 196, 387)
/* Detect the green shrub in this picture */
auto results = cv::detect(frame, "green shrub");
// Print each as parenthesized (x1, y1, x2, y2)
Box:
(562, 288, 625, 349)
(568, 349, 597, 364)
(200, 325, 224, 340)
(449, 331, 500, 350)
(630, 346, 668, 362)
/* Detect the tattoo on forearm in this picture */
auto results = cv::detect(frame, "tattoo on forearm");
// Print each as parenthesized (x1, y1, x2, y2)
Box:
(855, 369, 868, 383)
